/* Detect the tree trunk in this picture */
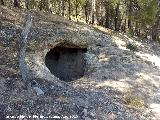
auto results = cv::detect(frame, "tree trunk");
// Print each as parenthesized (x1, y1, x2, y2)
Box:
(152, 18, 159, 41)
(122, 19, 127, 32)
(75, 0, 78, 22)
(84, 5, 88, 23)
(128, 0, 132, 29)
(104, 2, 110, 28)
(128, 19, 131, 29)
(105, 8, 110, 28)
(62, 0, 65, 16)
(39, 0, 43, 11)
(68, 0, 71, 20)
(84, 1, 89, 24)
(48, 0, 52, 13)
(58, 0, 61, 15)
(152, 3, 160, 41)
(90, 0, 96, 24)
(25, 0, 29, 9)
(1, 0, 4, 5)
(13, 0, 19, 7)
(115, 3, 120, 31)
(135, 21, 139, 36)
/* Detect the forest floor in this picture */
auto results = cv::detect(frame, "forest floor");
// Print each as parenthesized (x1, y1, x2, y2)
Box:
(93, 25, 160, 119)
(1, 26, 160, 120)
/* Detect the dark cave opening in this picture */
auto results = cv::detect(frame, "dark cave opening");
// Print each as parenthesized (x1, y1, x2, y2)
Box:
(45, 46, 87, 82)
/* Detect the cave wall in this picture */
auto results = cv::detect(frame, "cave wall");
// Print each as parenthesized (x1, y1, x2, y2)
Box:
(45, 47, 87, 82)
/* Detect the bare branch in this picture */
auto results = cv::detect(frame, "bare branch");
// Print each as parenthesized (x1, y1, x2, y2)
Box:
(19, 14, 33, 89)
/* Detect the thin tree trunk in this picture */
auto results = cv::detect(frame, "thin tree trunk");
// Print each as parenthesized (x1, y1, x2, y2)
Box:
(84, 6, 88, 23)
(152, 3, 160, 41)
(152, 18, 159, 41)
(75, 0, 78, 22)
(53, 1, 56, 13)
(1, 0, 4, 5)
(48, 0, 52, 13)
(115, 3, 120, 31)
(122, 19, 127, 32)
(110, 7, 114, 29)
(138, 29, 141, 37)
(39, 0, 43, 11)
(13, 0, 19, 7)
(58, 0, 61, 15)
(62, 0, 65, 16)
(128, 0, 132, 29)
(25, 0, 29, 9)
(135, 21, 138, 36)
(145, 29, 148, 39)
(105, 2, 110, 28)
(68, 0, 71, 20)
(90, 0, 96, 24)
(84, 1, 89, 24)
(128, 19, 131, 29)
(105, 8, 109, 28)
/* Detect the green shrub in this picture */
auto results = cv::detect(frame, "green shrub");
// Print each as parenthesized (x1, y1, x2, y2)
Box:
(126, 43, 138, 52)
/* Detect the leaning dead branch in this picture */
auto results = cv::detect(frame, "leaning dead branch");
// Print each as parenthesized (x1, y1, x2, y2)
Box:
(19, 14, 33, 88)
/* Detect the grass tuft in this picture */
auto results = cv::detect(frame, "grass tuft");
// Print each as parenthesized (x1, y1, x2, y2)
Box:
(123, 90, 145, 108)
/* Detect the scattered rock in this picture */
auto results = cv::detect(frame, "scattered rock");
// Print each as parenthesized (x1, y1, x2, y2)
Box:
(33, 87, 44, 96)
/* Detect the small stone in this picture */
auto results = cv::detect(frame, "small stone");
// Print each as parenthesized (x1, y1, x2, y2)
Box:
(33, 87, 44, 95)
(98, 53, 106, 59)
(84, 117, 91, 120)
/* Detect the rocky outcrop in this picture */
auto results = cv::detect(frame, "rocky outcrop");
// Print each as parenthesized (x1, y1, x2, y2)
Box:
(0, 6, 112, 82)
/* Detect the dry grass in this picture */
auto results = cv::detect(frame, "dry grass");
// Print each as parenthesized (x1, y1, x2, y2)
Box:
(123, 89, 145, 108)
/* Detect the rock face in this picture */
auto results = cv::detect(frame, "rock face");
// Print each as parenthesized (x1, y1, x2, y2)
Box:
(0, 6, 112, 82)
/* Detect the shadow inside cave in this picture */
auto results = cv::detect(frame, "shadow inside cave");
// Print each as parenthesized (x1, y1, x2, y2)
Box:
(45, 46, 87, 82)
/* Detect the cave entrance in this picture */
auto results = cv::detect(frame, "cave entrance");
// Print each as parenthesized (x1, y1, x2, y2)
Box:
(45, 46, 87, 82)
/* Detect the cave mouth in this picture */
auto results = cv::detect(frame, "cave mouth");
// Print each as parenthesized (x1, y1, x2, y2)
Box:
(45, 46, 87, 82)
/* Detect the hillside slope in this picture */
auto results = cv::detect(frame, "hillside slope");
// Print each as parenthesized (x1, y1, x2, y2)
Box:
(0, 6, 160, 120)
(94, 26, 160, 119)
